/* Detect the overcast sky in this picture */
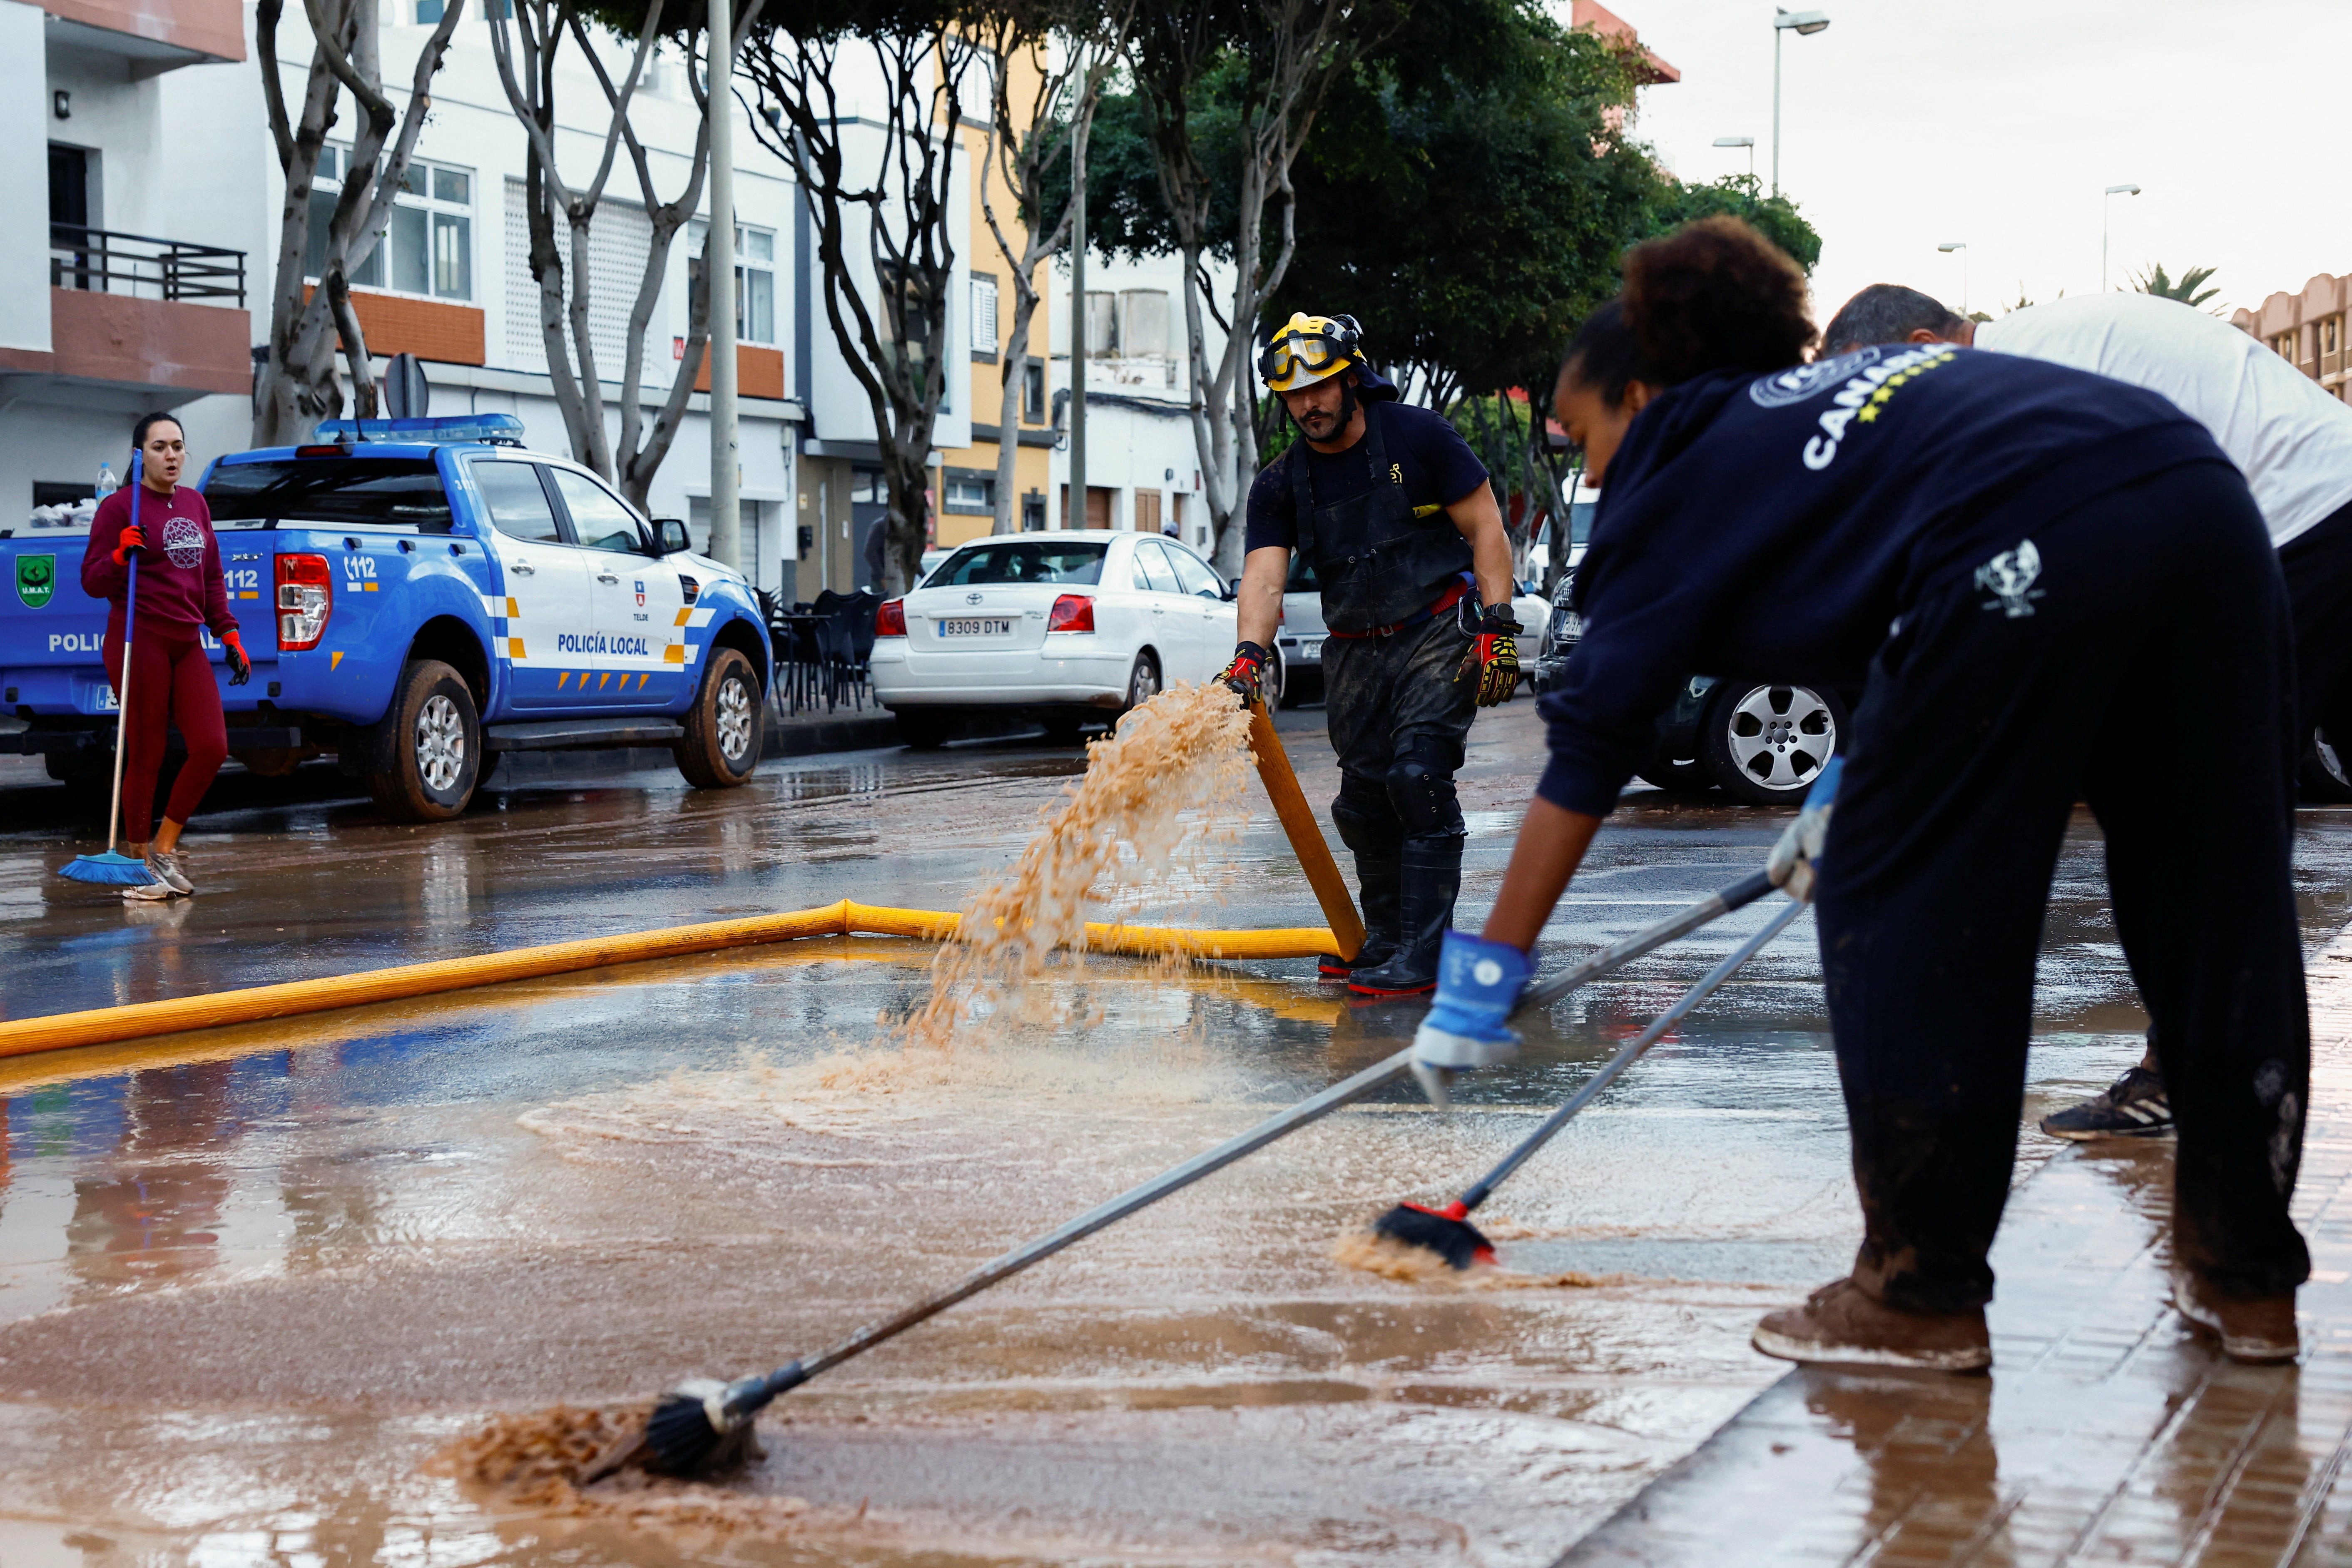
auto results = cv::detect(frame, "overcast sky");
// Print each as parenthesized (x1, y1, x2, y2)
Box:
(1616, 0, 2350, 326)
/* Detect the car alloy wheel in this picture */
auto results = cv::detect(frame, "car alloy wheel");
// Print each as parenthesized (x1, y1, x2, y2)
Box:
(716, 673, 755, 762)
(1705, 682, 1843, 806)
(414, 692, 466, 794)
(1127, 654, 1160, 708)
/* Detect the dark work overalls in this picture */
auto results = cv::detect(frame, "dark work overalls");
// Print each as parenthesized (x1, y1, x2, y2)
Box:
(1291, 404, 1479, 993)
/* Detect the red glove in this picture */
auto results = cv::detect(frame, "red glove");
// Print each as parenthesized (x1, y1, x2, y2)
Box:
(1218, 641, 1269, 708)
(112, 523, 146, 565)
(222, 628, 252, 686)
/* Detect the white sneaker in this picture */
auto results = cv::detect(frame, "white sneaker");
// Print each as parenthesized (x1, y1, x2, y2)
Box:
(147, 851, 194, 895)
(122, 874, 174, 902)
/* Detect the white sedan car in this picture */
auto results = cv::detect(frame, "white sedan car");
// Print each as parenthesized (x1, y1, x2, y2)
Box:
(872, 530, 1265, 746)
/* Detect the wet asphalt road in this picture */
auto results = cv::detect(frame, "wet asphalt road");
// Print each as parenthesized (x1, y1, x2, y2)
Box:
(3, 699, 2352, 1566)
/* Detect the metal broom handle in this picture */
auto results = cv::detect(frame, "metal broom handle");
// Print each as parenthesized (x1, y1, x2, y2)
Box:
(102, 459, 142, 856)
(727, 866, 1788, 1415)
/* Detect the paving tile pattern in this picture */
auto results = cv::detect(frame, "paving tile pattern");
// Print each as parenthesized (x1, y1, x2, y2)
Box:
(1559, 926, 2352, 1566)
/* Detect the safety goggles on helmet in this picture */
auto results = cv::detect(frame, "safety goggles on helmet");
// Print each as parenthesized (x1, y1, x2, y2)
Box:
(1260, 313, 1364, 393)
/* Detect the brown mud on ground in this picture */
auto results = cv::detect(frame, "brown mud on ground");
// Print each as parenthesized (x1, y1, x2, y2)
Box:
(1328, 1230, 1622, 1290)
(432, 1406, 868, 1542)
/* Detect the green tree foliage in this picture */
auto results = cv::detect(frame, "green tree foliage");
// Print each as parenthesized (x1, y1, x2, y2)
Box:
(1268, 13, 1661, 407)
(1642, 174, 1820, 275)
(2131, 262, 2222, 311)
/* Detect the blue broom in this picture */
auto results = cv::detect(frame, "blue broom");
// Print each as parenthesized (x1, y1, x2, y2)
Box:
(61, 457, 155, 886)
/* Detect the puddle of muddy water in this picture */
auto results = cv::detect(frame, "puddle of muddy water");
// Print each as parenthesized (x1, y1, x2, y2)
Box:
(5, 769, 2343, 1564)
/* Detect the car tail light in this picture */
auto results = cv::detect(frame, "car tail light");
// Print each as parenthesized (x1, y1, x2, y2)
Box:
(1048, 593, 1095, 633)
(275, 553, 332, 650)
(876, 598, 907, 637)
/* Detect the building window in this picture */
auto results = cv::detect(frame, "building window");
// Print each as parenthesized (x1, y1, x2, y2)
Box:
(1085, 290, 1118, 357)
(688, 220, 777, 345)
(2324, 317, 2341, 358)
(970, 273, 998, 351)
(1120, 289, 1170, 358)
(307, 144, 473, 301)
(1022, 360, 1045, 422)
(943, 473, 993, 514)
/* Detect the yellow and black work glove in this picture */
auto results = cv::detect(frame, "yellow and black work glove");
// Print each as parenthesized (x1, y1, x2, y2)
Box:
(1219, 641, 1270, 708)
(1457, 607, 1522, 707)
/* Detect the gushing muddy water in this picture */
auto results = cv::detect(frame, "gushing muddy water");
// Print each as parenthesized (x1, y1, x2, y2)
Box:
(6, 699, 2339, 1565)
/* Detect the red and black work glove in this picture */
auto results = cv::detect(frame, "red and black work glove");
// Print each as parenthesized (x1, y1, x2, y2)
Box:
(1457, 606, 1522, 707)
(112, 523, 147, 565)
(1219, 641, 1270, 708)
(222, 628, 252, 687)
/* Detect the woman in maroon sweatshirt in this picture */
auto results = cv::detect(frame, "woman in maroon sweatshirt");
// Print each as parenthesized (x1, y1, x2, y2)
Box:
(78, 413, 251, 899)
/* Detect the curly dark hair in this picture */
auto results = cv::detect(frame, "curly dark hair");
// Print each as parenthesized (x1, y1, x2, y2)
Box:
(1624, 216, 1815, 383)
(1560, 217, 1815, 406)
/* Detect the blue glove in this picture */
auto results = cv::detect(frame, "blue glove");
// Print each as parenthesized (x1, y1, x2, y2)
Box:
(1413, 930, 1532, 1070)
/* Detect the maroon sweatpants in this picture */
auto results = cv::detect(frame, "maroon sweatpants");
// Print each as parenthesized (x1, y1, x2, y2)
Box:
(101, 620, 227, 842)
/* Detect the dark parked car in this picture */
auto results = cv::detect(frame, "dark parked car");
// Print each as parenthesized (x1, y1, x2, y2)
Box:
(1532, 572, 1852, 809)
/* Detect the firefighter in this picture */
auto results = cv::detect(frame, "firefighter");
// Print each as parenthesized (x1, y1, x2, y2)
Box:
(1219, 313, 1522, 995)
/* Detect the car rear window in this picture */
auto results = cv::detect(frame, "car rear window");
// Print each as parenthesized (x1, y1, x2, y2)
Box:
(205, 458, 453, 533)
(1286, 556, 1320, 592)
(932, 541, 1106, 586)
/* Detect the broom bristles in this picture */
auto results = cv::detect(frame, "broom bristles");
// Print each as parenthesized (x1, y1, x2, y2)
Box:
(1371, 1201, 1496, 1270)
(60, 851, 154, 887)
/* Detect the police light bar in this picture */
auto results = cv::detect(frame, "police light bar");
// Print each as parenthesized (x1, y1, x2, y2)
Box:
(311, 413, 526, 445)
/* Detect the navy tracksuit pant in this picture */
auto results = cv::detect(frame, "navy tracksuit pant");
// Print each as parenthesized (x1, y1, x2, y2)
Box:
(1816, 461, 2311, 1314)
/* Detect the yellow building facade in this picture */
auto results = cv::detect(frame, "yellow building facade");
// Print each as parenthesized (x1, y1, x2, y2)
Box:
(931, 39, 1058, 552)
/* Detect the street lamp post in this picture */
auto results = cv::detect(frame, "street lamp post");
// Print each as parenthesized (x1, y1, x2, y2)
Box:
(2102, 183, 2141, 292)
(1713, 135, 1756, 182)
(1772, 9, 1829, 199)
(1938, 241, 1968, 315)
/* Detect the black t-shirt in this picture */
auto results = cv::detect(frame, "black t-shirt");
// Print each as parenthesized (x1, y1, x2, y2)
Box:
(1244, 401, 1491, 556)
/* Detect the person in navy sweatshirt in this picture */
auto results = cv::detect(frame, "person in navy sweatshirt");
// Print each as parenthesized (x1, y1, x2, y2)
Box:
(79, 412, 251, 900)
(1410, 218, 2309, 1370)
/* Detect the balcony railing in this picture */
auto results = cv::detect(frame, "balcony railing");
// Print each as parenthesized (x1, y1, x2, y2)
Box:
(49, 224, 246, 308)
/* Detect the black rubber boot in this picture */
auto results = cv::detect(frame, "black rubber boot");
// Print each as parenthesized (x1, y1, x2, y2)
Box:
(1347, 840, 1461, 996)
(1322, 854, 1402, 980)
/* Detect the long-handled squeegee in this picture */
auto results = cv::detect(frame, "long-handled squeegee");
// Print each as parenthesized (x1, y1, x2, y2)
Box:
(581, 863, 1782, 1483)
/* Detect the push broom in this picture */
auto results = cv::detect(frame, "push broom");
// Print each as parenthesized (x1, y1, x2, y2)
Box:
(1370, 893, 1807, 1268)
(582, 861, 1787, 1483)
(61, 456, 154, 888)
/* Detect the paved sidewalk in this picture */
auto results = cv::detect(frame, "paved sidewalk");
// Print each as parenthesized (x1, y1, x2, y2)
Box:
(1560, 924, 2352, 1566)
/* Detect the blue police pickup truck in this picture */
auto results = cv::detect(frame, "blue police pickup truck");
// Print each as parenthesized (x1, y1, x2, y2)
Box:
(0, 415, 772, 822)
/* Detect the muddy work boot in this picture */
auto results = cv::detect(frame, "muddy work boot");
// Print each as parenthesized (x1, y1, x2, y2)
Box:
(1322, 854, 1401, 981)
(2039, 1064, 2171, 1140)
(2170, 1267, 2298, 1363)
(1348, 841, 1461, 997)
(1752, 1277, 1992, 1372)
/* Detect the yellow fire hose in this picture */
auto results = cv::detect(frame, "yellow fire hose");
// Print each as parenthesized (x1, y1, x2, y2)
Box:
(0, 901, 1344, 1062)
(1247, 700, 1366, 961)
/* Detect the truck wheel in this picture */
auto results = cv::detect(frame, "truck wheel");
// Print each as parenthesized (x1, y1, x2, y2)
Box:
(675, 647, 762, 788)
(1701, 681, 1847, 809)
(366, 659, 481, 822)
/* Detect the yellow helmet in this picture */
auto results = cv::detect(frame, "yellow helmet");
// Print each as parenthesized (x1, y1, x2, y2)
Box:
(1260, 312, 1364, 393)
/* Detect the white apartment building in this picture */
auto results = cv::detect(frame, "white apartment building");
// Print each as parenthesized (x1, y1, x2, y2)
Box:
(0, 3, 1253, 601)
(1048, 247, 1232, 556)
(0, 1, 983, 608)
